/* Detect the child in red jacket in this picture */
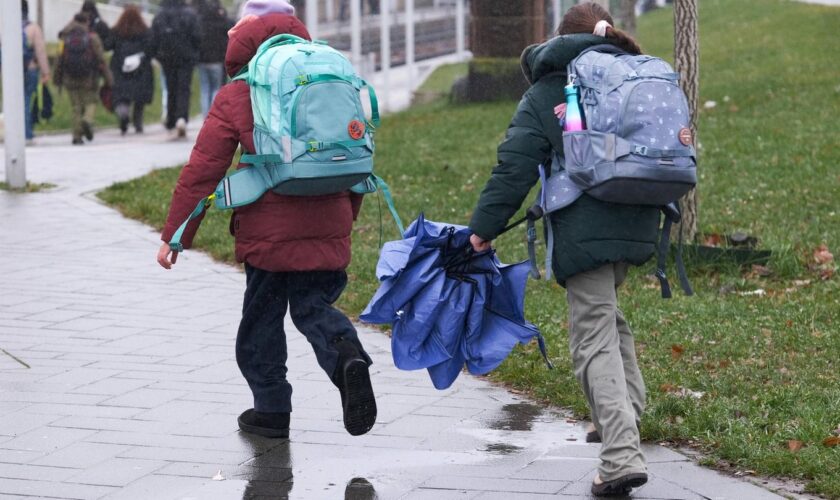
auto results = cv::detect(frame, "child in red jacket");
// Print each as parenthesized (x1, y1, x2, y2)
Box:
(156, 0, 376, 438)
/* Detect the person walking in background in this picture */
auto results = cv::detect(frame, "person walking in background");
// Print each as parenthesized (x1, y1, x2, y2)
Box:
(195, 0, 234, 117)
(468, 3, 656, 496)
(156, 0, 377, 440)
(55, 13, 113, 145)
(80, 0, 112, 49)
(150, 0, 201, 139)
(20, 0, 51, 145)
(106, 5, 154, 135)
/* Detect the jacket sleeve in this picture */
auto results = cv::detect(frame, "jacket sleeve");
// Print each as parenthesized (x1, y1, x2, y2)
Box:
(90, 34, 113, 86)
(160, 91, 241, 248)
(469, 92, 552, 240)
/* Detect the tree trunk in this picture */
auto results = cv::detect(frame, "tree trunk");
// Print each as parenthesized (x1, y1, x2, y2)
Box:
(617, 0, 637, 35)
(454, 0, 545, 103)
(673, 0, 699, 242)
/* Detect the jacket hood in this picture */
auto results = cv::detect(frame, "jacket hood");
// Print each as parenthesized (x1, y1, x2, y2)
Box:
(225, 14, 310, 77)
(520, 34, 609, 84)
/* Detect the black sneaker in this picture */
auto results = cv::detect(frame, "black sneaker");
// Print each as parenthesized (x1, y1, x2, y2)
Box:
(72, 138, 84, 145)
(591, 472, 648, 497)
(237, 409, 290, 438)
(81, 121, 93, 141)
(333, 338, 376, 436)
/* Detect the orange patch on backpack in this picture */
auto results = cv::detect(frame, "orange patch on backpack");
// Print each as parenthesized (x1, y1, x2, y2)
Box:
(678, 127, 693, 146)
(348, 120, 365, 140)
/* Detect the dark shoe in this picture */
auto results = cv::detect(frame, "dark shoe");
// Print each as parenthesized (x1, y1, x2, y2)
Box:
(333, 338, 376, 436)
(237, 409, 290, 438)
(72, 138, 84, 145)
(81, 121, 93, 141)
(134, 125, 144, 134)
(591, 473, 648, 497)
(119, 117, 129, 135)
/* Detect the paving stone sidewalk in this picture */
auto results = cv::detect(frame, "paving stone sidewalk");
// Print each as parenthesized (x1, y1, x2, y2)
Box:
(0, 122, 799, 500)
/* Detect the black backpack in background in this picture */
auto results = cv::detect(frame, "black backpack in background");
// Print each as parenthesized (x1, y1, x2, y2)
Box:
(61, 27, 98, 79)
(155, 8, 199, 63)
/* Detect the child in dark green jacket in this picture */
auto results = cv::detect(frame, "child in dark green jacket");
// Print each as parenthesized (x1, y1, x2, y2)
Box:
(469, 3, 659, 497)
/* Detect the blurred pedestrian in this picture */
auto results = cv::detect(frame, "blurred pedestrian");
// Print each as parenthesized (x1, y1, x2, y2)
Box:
(150, 0, 201, 138)
(80, 0, 113, 49)
(107, 5, 154, 135)
(19, 0, 51, 144)
(338, 0, 380, 20)
(195, 0, 234, 117)
(55, 13, 113, 145)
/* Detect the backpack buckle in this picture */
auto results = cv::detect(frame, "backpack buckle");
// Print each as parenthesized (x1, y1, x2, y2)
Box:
(634, 145, 648, 156)
(307, 141, 320, 152)
(296, 74, 309, 86)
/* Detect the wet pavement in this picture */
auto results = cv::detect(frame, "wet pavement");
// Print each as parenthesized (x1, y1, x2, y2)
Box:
(0, 84, 799, 499)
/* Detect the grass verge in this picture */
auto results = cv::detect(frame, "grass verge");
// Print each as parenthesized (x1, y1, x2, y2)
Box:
(0, 181, 56, 192)
(99, 0, 840, 496)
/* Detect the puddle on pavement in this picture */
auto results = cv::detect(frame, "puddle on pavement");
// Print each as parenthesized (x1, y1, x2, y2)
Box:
(487, 402, 545, 431)
(234, 439, 381, 499)
(483, 442, 524, 455)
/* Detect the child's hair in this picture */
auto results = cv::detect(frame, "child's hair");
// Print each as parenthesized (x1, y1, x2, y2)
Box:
(557, 2, 642, 55)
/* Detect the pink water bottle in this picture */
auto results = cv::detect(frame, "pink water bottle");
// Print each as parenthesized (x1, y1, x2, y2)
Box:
(563, 83, 585, 132)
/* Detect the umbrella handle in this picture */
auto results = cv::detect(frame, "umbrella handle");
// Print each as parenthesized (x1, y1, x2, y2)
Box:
(497, 205, 544, 238)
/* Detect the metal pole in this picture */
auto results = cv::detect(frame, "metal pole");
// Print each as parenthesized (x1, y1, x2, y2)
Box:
(305, 0, 319, 39)
(37, 0, 44, 30)
(553, 0, 561, 32)
(406, 0, 415, 82)
(380, 0, 391, 111)
(455, 0, 465, 60)
(351, 0, 362, 68)
(325, 0, 334, 22)
(2, 0, 28, 189)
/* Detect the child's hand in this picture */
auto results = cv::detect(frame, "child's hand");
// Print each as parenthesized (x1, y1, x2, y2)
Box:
(157, 242, 178, 269)
(470, 234, 492, 253)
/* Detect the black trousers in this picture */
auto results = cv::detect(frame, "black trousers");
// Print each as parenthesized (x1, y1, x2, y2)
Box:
(236, 266, 372, 413)
(161, 62, 194, 129)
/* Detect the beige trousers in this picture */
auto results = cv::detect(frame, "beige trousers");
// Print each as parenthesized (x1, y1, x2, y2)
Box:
(68, 88, 97, 141)
(566, 262, 647, 481)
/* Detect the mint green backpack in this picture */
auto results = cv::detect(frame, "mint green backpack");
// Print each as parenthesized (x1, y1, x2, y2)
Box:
(170, 34, 403, 252)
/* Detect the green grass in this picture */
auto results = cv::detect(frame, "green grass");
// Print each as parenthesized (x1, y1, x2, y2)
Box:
(99, 0, 840, 496)
(0, 181, 56, 192)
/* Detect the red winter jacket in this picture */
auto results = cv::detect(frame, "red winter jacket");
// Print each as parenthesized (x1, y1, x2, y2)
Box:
(161, 14, 363, 272)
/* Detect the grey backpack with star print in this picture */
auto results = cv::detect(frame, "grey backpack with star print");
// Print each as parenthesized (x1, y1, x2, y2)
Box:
(561, 45, 697, 206)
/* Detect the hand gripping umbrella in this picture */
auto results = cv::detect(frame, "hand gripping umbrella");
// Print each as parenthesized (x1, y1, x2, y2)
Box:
(360, 215, 552, 389)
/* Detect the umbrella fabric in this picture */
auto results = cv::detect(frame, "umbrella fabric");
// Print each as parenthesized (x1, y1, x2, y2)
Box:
(361, 214, 551, 389)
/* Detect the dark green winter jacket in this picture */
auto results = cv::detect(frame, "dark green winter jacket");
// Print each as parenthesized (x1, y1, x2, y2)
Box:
(469, 34, 660, 286)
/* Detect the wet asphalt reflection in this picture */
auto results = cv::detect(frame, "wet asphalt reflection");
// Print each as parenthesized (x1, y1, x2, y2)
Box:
(217, 400, 585, 499)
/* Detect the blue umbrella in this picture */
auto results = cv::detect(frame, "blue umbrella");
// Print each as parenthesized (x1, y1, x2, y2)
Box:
(361, 215, 552, 389)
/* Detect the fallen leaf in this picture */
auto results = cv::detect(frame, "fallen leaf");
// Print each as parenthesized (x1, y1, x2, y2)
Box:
(814, 244, 834, 265)
(671, 344, 685, 360)
(704, 233, 723, 247)
(660, 383, 676, 393)
(788, 440, 804, 452)
(738, 289, 766, 297)
(823, 436, 840, 447)
(750, 264, 772, 277)
(704, 100, 717, 109)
